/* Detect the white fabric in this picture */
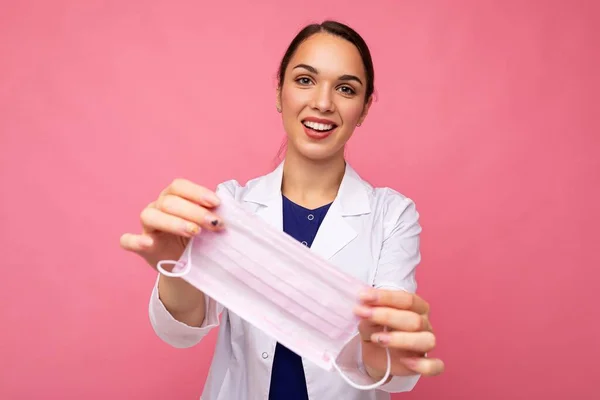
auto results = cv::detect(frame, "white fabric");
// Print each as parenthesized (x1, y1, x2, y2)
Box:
(149, 161, 423, 400)
(156, 192, 393, 390)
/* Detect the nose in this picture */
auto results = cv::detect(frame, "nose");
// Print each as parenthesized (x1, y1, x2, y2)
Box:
(311, 86, 334, 113)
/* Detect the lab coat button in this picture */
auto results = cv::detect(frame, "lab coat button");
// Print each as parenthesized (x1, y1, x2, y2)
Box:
(262, 352, 268, 359)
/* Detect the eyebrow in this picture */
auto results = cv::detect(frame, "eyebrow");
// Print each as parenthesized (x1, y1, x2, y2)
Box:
(293, 63, 363, 86)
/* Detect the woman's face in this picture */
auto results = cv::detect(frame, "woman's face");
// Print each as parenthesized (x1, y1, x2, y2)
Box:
(277, 32, 372, 161)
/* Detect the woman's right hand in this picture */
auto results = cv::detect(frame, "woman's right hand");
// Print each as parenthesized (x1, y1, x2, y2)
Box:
(120, 178, 224, 269)
(120, 179, 225, 326)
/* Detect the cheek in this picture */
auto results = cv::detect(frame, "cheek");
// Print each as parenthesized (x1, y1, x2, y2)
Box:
(340, 102, 365, 124)
(281, 86, 306, 112)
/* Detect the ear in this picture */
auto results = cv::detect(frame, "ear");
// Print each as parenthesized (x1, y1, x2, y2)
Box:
(275, 87, 282, 113)
(357, 95, 373, 126)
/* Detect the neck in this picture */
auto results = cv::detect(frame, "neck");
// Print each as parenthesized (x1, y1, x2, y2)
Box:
(281, 147, 346, 209)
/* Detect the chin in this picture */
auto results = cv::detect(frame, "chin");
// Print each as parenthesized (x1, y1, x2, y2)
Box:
(283, 123, 349, 161)
(291, 138, 344, 162)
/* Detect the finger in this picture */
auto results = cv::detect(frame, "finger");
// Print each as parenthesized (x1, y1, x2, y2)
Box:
(370, 331, 436, 353)
(422, 314, 433, 332)
(120, 233, 154, 252)
(359, 289, 429, 315)
(164, 178, 221, 208)
(354, 306, 424, 332)
(140, 206, 201, 237)
(358, 319, 380, 342)
(154, 194, 224, 231)
(399, 357, 445, 376)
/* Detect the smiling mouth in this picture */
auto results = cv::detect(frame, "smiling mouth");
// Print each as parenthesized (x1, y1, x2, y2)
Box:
(302, 120, 337, 133)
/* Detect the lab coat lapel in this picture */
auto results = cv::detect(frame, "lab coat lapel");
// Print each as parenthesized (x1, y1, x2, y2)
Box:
(242, 162, 284, 231)
(241, 161, 371, 261)
(310, 163, 371, 260)
(308, 199, 356, 260)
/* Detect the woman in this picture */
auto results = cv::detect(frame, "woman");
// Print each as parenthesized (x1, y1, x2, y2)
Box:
(120, 20, 444, 400)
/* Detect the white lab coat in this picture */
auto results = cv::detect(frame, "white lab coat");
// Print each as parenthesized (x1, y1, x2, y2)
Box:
(149, 161, 423, 400)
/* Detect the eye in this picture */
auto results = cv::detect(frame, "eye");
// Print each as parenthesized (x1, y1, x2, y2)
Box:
(295, 77, 313, 86)
(337, 86, 356, 95)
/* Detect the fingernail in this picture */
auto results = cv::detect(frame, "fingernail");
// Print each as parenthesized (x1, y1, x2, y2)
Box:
(139, 236, 153, 247)
(374, 333, 391, 345)
(354, 305, 373, 318)
(185, 223, 199, 235)
(359, 289, 378, 302)
(205, 215, 223, 228)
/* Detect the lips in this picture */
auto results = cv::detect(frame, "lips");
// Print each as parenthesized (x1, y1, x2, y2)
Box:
(302, 117, 337, 127)
(301, 120, 336, 141)
(303, 120, 335, 131)
(301, 117, 338, 141)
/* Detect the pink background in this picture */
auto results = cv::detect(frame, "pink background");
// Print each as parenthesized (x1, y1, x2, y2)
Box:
(1, 1, 598, 399)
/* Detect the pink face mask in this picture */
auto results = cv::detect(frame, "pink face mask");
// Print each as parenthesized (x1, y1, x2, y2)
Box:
(157, 194, 391, 390)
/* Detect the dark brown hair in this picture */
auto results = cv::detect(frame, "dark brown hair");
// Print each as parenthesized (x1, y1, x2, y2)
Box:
(277, 20, 375, 103)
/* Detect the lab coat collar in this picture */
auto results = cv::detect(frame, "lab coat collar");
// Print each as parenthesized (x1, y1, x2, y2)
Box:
(242, 160, 371, 216)
(241, 160, 372, 260)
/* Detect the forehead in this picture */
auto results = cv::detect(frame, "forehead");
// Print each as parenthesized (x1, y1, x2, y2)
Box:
(287, 32, 366, 79)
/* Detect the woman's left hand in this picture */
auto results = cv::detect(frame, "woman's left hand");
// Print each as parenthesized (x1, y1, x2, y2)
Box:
(354, 288, 445, 379)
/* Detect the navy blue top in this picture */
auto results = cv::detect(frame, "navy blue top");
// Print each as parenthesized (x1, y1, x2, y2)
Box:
(268, 195, 333, 400)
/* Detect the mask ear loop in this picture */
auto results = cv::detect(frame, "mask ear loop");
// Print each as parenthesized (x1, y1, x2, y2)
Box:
(332, 326, 392, 390)
(156, 237, 194, 277)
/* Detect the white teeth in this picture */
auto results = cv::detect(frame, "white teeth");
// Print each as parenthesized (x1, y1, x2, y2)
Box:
(303, 121, 334, 131)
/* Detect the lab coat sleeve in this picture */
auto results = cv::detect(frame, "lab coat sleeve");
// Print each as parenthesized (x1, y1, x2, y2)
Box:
(148, 275, 223, 348)
(147, 180, 238, 348)
(352, 190, 423, 392)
